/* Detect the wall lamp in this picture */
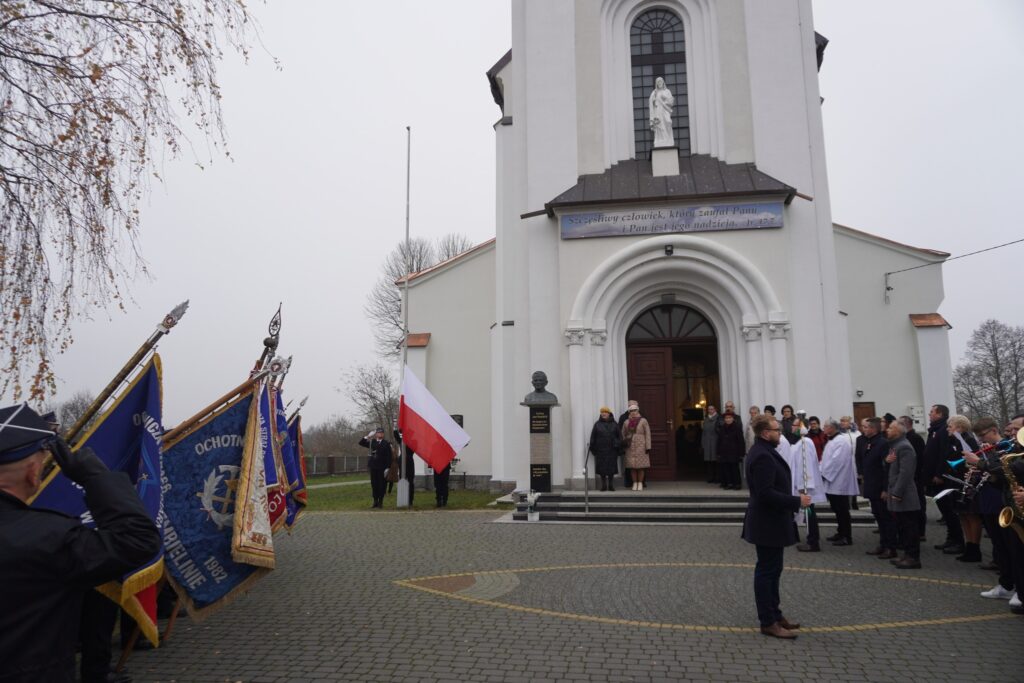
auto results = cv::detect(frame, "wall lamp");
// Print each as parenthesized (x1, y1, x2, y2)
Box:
(664, 244, 674, 256)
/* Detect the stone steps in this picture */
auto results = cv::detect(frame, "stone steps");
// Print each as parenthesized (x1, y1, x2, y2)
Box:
(512, 490, 877, 525)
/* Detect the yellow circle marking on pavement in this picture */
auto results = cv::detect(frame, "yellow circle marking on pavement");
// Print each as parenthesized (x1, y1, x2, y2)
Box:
(394, 562, 1017, 634)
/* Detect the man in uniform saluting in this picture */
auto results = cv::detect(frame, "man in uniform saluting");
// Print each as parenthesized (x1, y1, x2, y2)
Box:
(0, 404, 162, 683)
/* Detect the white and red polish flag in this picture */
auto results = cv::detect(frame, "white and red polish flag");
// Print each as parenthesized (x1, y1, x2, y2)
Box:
(398, 366, 471, 471)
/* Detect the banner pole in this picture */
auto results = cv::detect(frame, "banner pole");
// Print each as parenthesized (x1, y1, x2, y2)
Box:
(161, 370, 269, 445)
(63, 301, 189, 445)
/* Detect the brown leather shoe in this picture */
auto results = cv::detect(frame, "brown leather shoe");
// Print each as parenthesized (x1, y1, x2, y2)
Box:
(778, 617, 800, 630)
(760, 622, 797, 639)
(865, 546, 884, 555)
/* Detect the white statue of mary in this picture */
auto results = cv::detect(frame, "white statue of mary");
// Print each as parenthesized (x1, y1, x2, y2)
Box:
(649, 77, 676, 148)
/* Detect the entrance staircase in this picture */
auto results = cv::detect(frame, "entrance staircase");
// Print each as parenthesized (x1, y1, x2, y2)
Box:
(511, 483, 877, 526)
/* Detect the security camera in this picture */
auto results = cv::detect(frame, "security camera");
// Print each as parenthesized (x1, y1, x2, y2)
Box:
(664, 244, 674, 256)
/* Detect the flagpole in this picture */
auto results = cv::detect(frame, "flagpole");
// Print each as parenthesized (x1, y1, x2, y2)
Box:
(65, 300, 189, 446)
(397, 125, 412, 508)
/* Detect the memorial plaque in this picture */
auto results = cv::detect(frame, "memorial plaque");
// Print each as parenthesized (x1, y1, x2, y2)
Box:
(530, 464, 551, 493)
(529, 406, 551, 434)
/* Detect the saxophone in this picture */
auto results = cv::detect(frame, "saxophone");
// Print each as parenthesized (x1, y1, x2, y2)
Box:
(998, 427, 1024, 544)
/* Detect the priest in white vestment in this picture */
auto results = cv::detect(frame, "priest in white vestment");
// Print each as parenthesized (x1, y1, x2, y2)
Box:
(786, 419, 828, 552)
(819, 419, 858, 546)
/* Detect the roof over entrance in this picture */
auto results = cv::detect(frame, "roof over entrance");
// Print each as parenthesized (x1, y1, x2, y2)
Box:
(544, 155, 795, 216)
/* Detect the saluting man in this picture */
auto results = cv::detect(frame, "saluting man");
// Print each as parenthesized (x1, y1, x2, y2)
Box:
(359, 427, 393, 508)
(0, 403, 162, 683)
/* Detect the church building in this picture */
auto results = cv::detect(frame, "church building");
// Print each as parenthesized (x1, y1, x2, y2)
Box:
(403, 1, 954, 492)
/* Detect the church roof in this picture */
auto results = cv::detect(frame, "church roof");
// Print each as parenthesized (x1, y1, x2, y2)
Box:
(398, 238, 497, 285)
(543, 155, 795, 216)
(909, 313, 952, 329)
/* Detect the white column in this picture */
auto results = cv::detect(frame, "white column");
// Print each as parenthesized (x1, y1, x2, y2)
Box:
(565, 326, 587, 485)
(768, 322, 791, 407)
(742, 325, 765, 408)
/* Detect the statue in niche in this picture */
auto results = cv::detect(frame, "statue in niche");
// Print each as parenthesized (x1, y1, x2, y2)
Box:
(649, 76, 676, 148)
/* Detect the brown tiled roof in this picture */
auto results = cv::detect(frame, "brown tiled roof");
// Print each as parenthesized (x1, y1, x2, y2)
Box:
(544, 154, 795, 215)
(909, 313, 951, 329)
(406, 333, 431, 348)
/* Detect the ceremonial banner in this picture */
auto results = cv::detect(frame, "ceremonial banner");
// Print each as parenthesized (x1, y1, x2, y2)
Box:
(232, 383, 276, 566)
(262, 386, 288, 532)
(160, 389, 270, 620)
(275, 391, 306, 529)
(31, 356, 165, 646)
(287, 414, 308, 510)
(398, 366, 471, 471)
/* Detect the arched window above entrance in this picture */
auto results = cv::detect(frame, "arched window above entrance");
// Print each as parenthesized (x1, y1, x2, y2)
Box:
(630, 8, 690, 159)
(626, 304, 713, 341)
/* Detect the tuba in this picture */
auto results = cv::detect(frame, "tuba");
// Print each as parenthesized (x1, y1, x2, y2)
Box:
(997, 427, 1024, 544)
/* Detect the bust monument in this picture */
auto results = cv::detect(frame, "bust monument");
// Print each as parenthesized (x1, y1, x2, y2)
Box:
(649, 77, 676, 148)
(521, 370, 559, 406)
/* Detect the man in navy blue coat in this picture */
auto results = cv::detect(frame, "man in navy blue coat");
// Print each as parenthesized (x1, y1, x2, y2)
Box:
(742, 414, 811, 639)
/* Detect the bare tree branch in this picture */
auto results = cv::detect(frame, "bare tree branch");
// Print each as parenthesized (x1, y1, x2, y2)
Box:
(954, 319, 1024, 424)
(0, 0, 269, 400)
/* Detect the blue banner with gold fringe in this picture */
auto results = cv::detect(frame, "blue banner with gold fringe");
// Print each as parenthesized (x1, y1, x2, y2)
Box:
(31, 355, 165, 645)
(159, 388, 269, 619)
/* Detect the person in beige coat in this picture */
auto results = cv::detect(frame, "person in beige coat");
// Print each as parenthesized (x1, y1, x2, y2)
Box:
(621, 401, 652, 491)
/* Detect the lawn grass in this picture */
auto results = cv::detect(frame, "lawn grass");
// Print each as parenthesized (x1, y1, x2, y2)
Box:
(305, 472, 370, 486)
(305, 481, 509, 512)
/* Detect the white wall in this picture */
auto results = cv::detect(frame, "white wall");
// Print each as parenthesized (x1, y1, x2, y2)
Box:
(406, 245, 496, 478)
(833, 226, 948, 416)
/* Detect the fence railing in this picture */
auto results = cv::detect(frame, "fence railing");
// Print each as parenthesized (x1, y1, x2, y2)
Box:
(305, 455, 367, 476)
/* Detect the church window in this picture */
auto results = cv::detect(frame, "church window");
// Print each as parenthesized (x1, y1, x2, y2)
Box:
(630, 9, 689, 158)
(626, 304, 712, 342)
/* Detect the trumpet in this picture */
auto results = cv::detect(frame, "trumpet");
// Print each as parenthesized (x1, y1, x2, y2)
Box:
(945, 438, 1015, 502)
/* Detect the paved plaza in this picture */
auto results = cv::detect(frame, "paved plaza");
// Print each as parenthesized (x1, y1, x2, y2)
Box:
(131, 510, 1024, 682)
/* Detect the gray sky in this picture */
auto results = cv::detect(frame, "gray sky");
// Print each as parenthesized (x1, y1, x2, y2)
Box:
(40, 0, 1024, 427)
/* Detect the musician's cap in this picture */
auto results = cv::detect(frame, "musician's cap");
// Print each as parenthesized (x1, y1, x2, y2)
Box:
(884, 412, 897, 423)
(0, 403, 57, 464)
(375, 427, 385, 434)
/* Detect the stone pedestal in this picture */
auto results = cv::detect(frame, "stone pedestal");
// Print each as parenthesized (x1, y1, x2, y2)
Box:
(651, 146, 679, 177)
(521, 370, 559, 493)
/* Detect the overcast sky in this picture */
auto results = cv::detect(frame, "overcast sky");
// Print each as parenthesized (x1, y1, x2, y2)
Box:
(36, 0, 1024, 427)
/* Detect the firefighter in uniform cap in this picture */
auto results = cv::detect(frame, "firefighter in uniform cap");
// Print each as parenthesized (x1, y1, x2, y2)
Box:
(0, 403, 162, 683)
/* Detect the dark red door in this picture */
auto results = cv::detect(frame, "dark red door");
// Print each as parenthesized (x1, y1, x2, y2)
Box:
(627, 346, 676, 480)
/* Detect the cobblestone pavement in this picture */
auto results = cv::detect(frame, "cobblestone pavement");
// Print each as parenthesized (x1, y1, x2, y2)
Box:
(130, 510, 1024, 682)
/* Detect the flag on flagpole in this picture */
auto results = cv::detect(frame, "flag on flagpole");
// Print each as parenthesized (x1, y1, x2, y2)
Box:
(31, 355, 165, 646)
(397, 366, 470, 472)
(275, 390, 306, 529)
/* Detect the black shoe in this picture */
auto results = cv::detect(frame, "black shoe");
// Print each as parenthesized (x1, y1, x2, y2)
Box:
(942, 544, 966, 555)
(600, 484, 607, 492)
(831, 538, 852, 546)
(826, 533, 842, 542)
(796, 544, 820, 552)
(956, 552, 982, 563)
(608, 485, 615, 492)
(894, 557, 922, 569)
(1011, 605, 1024, 615)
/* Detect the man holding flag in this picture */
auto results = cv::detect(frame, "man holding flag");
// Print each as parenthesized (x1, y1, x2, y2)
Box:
(0, 404, 161, 683)
(397, 366, 470, 503)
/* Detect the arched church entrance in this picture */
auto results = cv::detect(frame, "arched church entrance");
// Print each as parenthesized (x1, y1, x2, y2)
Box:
(626, 303, 719, 481)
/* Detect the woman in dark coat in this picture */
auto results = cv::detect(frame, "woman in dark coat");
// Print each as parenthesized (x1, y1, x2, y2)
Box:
(589, 407, 622, 491)
(716, 411, 746, 490)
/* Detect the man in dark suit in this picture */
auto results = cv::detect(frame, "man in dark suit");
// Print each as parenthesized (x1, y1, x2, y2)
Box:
(861, 417, 898, 559)
(742, 414, 811, 639)
(923, 405, 962, 553)
(359, 427, 393, 508)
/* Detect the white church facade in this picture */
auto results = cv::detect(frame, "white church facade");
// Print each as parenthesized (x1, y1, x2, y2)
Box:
(403, 0, 955, 492)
